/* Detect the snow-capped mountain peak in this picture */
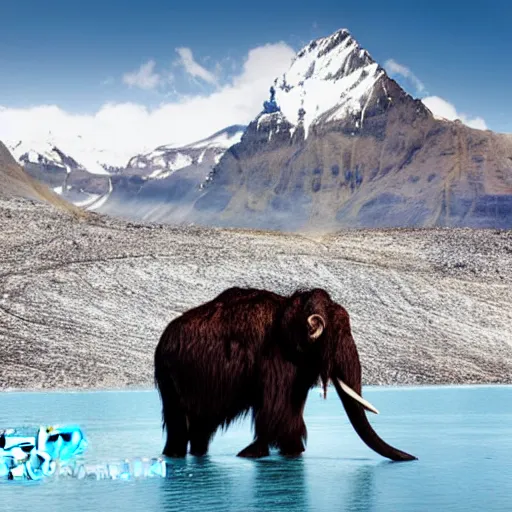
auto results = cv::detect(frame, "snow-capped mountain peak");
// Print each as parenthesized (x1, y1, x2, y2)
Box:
(9, 139, 75, 174)
(8, 138, 111, 176)
(184, 124, 246, 150)
(270, 29, 385, 137)
(152, 125, 246, 153)
(127, 125, 246, 180)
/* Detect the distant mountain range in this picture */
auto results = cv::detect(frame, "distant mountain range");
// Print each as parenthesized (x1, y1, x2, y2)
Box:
(97, 125, 246, 223)
(6, 125, 246, 218)
(6, 28, 512, 230)
(0, 140, 83, 216)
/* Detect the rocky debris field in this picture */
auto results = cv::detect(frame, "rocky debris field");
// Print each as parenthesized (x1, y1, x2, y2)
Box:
(1, 195, 511, 391)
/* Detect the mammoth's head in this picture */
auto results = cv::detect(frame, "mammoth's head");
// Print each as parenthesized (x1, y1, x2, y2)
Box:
(280, 288, 417, 462)
(280, 288, 349, 371)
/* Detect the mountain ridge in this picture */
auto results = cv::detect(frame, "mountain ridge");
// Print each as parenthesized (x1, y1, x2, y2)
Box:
(0, 141, 86, 217)
(186, 29, 512, 231)
(86, 125, 247, 223)
(6, 125, 246, 220)
(7, 28, 512, 230)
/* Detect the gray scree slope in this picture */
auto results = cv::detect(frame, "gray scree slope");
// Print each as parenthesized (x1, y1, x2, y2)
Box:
(1, 196, 511, 391)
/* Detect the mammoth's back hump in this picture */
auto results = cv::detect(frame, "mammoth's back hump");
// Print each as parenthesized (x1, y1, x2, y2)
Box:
(155, 290, 285, 414)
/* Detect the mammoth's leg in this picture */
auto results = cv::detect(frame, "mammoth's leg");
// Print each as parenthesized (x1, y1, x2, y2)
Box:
(237, 407, 270, 458)
(276, 416, 306, 457)
(188, 416, 217, 457)
(276, 398, 307, 457)
(237, 437, 270, 458)
(160, 384, 189, 457)
(237, 404, 305, 458)
(163, 409, 188, 457)
(278, 439, 305, 457)
(242, 357, 307, 458)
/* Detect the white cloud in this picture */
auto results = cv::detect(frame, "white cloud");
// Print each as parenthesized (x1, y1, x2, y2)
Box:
(422, 96, 488, 130)
(175, 47, 218, 85)
(122, 60, 162, 90)
(384, 59, 487, 130)
(384, 58, 426, 95)
(0, 42, 295, 168)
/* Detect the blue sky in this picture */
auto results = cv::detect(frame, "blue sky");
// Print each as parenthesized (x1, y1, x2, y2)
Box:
(1, 0, 511, 156)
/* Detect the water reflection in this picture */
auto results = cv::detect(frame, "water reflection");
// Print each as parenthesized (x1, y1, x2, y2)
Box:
(155, 454, 376, 512)
(344, 464, 377, 512)
(144, 454, 310, 512)
(304, 457, 379, 512)
(252, 457, 309, 511)
(156, 456, 244, 511)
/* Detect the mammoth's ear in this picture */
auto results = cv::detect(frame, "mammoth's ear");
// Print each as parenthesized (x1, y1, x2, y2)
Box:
(307, 314, 325, 340)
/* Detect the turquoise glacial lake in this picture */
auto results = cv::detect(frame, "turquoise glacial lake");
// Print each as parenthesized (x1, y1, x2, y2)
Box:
(1, 385, 511, 511)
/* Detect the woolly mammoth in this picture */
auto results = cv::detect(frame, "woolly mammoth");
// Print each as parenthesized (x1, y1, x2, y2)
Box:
(154, 287, 416, 461)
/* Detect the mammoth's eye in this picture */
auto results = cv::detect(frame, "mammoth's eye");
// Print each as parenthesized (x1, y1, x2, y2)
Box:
(307, 314, 325, 340)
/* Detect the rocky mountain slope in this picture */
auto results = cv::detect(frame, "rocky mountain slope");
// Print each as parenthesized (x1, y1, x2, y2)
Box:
(9, 138, 114, 177)
(1, 194, 511, 390)
(8, 125, 246, 222)
(96, 125, 246, 223)
(126, 124, 245, 179)
(7, 138, 114, 209)
(0, 140, 84, 216)
(187, 29, 512, 231)
(2, 139, 511, 390)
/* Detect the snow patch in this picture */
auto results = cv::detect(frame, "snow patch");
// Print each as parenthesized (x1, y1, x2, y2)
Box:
(74, 193, 101, 208)
(154, 156, 166, 169)
(87, 178, 113, 211)
(168, 152, 193, 172)
(147, 169, 164, 179)
(184, 128, 244, 150)
(8, 138, 112, 176)
(9, 140, 63, 168)
(273, 30, 382, 138)
(73, 154, 110, 175)
(146, 152, 193, 179)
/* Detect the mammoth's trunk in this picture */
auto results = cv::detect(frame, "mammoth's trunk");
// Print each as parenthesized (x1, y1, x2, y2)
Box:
(332, 334, 416, 462)
(332, 378, 417, 462)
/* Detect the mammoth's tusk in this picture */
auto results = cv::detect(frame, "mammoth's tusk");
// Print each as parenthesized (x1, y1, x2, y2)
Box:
(337, 379, 380, 414)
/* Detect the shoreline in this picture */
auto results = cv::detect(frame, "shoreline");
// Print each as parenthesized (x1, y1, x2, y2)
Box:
(2, 382, 512, 395)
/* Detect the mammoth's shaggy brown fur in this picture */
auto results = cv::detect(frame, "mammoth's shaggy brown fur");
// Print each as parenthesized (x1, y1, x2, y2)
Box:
(154, 287, 416, 461)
